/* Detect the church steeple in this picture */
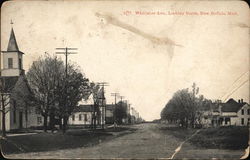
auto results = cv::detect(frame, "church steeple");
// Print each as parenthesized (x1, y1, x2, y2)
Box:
(7, 28, 19, 52)
(1, 20, 25, 77)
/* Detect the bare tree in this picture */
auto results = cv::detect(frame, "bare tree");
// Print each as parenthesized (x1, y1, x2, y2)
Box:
(26, 55, 64, 132)
(0, 77, 16, 137)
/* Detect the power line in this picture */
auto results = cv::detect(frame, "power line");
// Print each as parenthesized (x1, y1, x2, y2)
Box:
(111, 92, 119, 105)
(220, 70, 249, 100)
(223, 79, 249, 102)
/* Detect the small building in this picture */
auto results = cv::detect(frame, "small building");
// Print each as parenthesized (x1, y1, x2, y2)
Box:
(68, 105, 93, 126)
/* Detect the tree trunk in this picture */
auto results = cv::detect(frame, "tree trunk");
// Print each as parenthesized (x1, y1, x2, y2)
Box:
(1, 94, 6, 137)
(62, 116, 68, 134)
(59, 116, 62, 129)
(43, 114, 48, 132)
(49, 113, 55, 132)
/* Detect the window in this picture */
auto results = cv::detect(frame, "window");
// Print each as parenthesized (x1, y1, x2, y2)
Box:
(84, 114, 87, 121)
(19, 58, 22, 69)
(241, 118, 244, 125)
(37, 117, 42, 124)
(13, 100, 16, 123)
(241, 109, 244, 115)
(72, 115, 75, 121)
(79, 114, 82, 121)
(8, 58, 13, 68)
(248, 109, 250, 115)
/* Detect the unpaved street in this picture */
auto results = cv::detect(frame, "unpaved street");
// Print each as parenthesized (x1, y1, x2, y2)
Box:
(5, 123, 245, 159)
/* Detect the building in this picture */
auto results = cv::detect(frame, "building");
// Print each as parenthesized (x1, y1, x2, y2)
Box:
(68, 105, 93, 126)
(201, 98, 250, 127)
(0, 25, 42, 131)
(68, 104, 116, 126)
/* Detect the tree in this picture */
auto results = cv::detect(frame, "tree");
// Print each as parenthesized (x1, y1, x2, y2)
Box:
(26, 54, 91, 133)
(56, 63, 90, 133)
(90, 83, 101, 130)
(161, 83, 212, 128)
(26, 54, 65, 132)
(114, 101, 128, 124)
(0, 77, 17, 137)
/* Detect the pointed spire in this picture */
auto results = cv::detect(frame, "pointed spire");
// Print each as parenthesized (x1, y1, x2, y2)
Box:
(7, 23, 19, 51)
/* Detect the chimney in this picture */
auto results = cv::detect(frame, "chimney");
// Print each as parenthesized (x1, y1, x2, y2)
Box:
(241, 99, 243, 103)
(238, 99, 241, 103)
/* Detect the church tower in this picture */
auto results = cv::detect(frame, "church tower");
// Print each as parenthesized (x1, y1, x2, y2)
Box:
(1, 23, 25, 77)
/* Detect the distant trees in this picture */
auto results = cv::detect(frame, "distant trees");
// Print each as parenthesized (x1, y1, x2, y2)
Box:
(161, 83, 212, 128)
(26, 54, 91, 133)
(114, 101, 128, 124)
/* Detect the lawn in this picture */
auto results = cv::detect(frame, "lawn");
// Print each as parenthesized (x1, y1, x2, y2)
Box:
(160, 125, 249, 150)
(0, 126, 135, 154)
(189, 126, 249, 150)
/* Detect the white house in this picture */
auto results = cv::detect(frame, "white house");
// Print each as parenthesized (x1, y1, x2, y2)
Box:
(68, 105, 93, 125)
(201, 98, 250, 127)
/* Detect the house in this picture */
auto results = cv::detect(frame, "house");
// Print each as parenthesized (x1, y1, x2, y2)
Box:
(68, 104, 116, 126)
(0, 25, 42, 131)
(68, 105, 93, 126)
(202, 98, 250, 127)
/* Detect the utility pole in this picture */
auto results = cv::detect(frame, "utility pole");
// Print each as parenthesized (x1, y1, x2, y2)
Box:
(119, 95, 125, 103)
(111, 92, 119, 124)
(97, 82, 109, 129)
(55, 47, 77, 133)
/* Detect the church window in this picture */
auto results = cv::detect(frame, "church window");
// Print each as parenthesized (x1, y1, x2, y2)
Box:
(8, 58, 13, 68)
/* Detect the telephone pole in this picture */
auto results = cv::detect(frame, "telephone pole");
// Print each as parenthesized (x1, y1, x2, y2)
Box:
(111, 92, 119, 124)
(55, 47, 77, 133)
(97, 82, 109, 129)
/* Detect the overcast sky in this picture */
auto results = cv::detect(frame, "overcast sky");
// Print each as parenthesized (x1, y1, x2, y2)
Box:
(1, 1, 249, 121)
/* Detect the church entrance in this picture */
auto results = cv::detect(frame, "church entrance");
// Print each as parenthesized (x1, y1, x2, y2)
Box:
(19, 112, 23, 129)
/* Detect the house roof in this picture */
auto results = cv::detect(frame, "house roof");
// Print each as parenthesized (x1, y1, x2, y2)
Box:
(220, 98, 246, 112)
(73, 105, 93, 112)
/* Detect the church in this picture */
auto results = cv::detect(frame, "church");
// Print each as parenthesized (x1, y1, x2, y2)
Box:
(0, 25, 43, 131)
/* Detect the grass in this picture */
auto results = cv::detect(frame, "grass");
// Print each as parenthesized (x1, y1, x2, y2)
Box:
(160, 125, 249, 150)
(0, 126, 135, 154)
(189, 126, 249, 150)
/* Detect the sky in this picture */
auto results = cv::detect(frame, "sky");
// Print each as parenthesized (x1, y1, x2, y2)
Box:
(1, 0, 249, 121)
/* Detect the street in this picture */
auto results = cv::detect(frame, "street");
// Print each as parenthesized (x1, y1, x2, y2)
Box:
(4, 123, 245, 159)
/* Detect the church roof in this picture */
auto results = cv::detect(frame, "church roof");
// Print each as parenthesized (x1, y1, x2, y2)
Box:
(7, 28, 19, 52)
(0, 76, 19, 93)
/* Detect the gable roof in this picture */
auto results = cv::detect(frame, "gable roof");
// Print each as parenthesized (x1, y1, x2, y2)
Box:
(221, 98, 246, 112)
(0, 76, 19, 93)
(73, 105, 93, 112)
